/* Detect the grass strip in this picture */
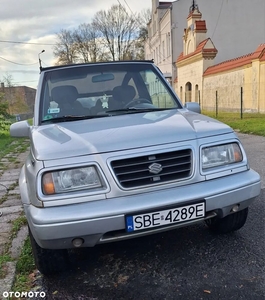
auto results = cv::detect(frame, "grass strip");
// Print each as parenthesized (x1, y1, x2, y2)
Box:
(202, 111, 265, 136)
(12, 237, 36, 293)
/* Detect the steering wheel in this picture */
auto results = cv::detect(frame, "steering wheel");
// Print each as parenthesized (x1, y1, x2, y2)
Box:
(124, 98, 152, 108)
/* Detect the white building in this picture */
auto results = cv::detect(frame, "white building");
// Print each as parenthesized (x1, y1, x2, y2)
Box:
(145, 0, 265, 85)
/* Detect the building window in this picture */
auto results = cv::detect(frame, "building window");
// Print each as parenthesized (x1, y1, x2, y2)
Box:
(185, 82, 192, 102)
(195, 84, 199, 103)
(180, 86, 183, 102)
(167, 33, 171, 57)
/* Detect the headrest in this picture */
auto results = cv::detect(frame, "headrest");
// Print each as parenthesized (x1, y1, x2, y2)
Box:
(51, 85, 78, 105)
(112, 85, 136, 103)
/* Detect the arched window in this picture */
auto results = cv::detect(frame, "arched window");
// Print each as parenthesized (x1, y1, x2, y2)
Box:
(195, 84, 199, 102)
(185, 82, 192, 102)
(180, 86, 183, 102)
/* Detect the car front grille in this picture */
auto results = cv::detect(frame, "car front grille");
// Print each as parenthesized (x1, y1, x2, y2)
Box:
(111, 149, 192, 188)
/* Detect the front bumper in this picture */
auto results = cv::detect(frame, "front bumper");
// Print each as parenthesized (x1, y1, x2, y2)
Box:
(24, 169, 260, 249)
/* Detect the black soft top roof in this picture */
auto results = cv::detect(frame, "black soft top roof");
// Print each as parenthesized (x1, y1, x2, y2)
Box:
(40, 60, 154, 72)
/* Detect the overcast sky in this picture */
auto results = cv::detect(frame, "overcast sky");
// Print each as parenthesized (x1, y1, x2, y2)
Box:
(0, 0, 160, 88)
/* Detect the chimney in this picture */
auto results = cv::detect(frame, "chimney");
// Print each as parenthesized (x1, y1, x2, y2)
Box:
(1, 82, 4, 91)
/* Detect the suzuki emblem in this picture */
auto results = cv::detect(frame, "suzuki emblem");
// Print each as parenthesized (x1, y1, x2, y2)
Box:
(148, 163, 163, 174)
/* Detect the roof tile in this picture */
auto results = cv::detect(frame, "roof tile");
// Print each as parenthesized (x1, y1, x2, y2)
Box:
(176, 38, 217, 63)
(204, 44, 265, 76)
(195, 20, 206, 31)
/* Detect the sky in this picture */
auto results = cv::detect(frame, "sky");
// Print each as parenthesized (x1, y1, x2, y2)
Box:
(0, 0, 163, 89)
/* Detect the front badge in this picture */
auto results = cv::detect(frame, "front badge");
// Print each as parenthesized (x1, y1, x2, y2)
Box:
(148, 163, 163, 175)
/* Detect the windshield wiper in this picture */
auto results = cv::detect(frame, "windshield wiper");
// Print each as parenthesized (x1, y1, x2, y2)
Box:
(41, 108, 177, 123)
(41, 114, 109, 124)
(106, 107, 176, 114)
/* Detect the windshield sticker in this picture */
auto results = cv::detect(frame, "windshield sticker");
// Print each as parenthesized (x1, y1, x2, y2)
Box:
(48, 101, 60, 114)
(48, 108, 60, 114)
(43, 115, 53, 120)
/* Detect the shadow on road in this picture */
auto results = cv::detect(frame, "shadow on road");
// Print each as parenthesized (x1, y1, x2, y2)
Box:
(32, 192, 264, 300)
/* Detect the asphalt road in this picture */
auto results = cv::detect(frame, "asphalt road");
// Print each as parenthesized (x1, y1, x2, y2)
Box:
(31, 133, 265, 300)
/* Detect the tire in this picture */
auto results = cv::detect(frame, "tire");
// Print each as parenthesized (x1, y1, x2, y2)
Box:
(28, 227, 70, 275)
(205, 207, 248, 234)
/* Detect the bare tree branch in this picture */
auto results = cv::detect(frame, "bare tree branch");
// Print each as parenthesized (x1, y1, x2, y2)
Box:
(73, 23, 101, 62)
(53, 29, 78, 65)
(92, 4, 140, 61)
(53, 4, 150, 64)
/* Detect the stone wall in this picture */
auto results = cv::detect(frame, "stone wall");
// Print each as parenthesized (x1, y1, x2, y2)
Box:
(202, 56, 265, 113)
(176, 44, 265, 113)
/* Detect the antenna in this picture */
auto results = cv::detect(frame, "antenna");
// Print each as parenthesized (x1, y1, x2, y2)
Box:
(38, 50, 45, 72)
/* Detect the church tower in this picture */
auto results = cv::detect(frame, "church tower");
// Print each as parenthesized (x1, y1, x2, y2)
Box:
(176, 1, 218, 103)
(183, 1, 208, 55)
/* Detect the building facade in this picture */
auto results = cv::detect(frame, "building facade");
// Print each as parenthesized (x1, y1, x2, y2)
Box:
(145, 0, 265, 85)
(176, 8, 265, 113)
(201, 44, 265, 113)
(0, 83, 36, 118)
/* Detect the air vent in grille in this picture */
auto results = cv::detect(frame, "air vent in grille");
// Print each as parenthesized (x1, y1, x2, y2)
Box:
(111, 149, 192, 188)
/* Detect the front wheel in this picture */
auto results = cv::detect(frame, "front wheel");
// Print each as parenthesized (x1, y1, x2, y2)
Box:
(29, 227, 70, 275)
(205, 208, 248, 234)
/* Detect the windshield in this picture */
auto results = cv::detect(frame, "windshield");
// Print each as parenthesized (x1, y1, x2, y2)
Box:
(39, 63, 181, 123)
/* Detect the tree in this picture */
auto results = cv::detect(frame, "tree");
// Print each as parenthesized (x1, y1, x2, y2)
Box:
(92, 4, 140, 61)
(1, 73, 29, 115)
(134, 8, 151, 60)
(2, 73, 14, 88)
(73, 23, 108, 62)
(53, 29, 79, 65)
(2, 73, 16, 115)
(0, 94, 9, 117)
(53, 26, 109, 65)
(53, 4, 150, 64)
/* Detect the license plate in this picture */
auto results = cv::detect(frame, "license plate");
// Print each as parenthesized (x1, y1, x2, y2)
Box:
(126, 202, 205, 232)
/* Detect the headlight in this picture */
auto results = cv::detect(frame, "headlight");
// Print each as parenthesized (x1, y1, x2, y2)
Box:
(42, 166, 102, 195)
(202, 143, 243, 170)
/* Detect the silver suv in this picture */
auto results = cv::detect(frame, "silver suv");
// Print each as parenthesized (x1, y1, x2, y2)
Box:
(10, 61, 260, 275)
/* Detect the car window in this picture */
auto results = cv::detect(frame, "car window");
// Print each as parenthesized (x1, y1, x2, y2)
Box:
(140, 70, 177, 109)
(40, 63, 181, 123)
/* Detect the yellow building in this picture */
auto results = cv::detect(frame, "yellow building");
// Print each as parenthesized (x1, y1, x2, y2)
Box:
(175, 7, 265, 113)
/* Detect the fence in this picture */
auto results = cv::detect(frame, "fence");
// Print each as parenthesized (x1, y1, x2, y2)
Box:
(200, 83, 265, 116)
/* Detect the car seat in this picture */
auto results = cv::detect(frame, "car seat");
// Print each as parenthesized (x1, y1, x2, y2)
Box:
(51, 85, 85, 116)
(112, 85, 136, 107)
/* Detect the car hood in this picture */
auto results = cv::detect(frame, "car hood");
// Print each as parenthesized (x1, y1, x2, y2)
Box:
(31, 109, 233, 160)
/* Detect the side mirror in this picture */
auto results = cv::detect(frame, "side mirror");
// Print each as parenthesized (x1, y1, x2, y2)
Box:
(10, 120, 30, 138)
(184, 102, 201, 114)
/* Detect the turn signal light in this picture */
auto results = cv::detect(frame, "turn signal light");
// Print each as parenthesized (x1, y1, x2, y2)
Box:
(42, 173, 55, 195)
